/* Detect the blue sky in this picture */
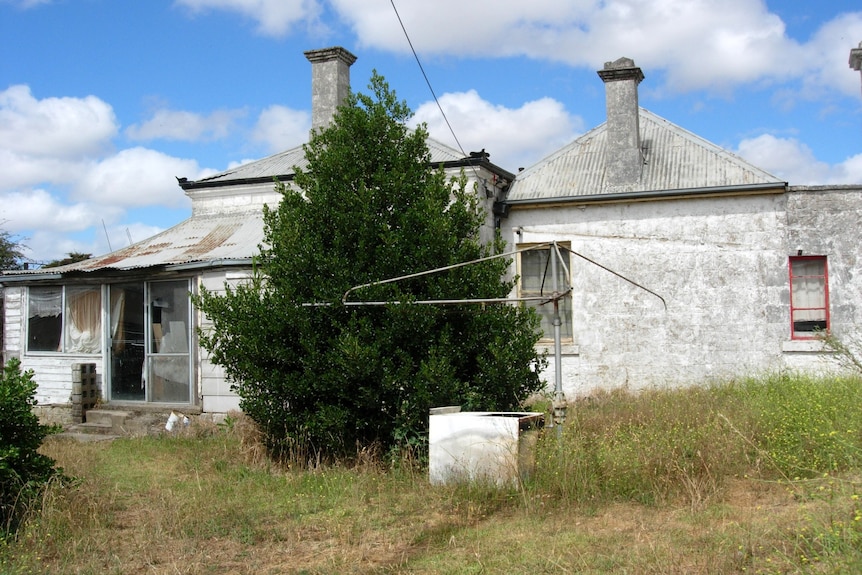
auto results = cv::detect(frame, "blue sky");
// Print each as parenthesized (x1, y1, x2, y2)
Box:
(1, 0, 861, 264)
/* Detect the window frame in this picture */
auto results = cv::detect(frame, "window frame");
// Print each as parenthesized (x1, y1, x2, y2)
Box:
(788, 255, 829, 340)
(516, 242, 573, 343)
(26, 284, 103, 355)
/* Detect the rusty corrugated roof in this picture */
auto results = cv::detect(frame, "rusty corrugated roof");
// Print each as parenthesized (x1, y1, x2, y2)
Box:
(10, 212, 265, 277)
(507, 108, 783, 202)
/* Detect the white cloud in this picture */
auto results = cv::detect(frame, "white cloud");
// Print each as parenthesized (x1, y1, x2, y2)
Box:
(74, 147, 214, 208)
(251, 105, 310, 152)
(797, 12, 862, 98)
(0, 188, 122, 236)
(331, 0, 862, 95)
(0, 85, 117, 159)
(736, 134, 862, 185)
(0, 148, 88, 192)
(411, 90, 582, 171)
(126, 108, 245, 142)
(174, 0, 323, 37)
(0, 84, 224, 261)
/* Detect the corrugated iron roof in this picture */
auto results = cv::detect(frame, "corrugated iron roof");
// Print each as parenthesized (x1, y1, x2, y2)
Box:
(1, 135, 489, 281)
(6, 212, 265, 278)
(507, 108, 783, 202)
(186, 136, 466, 188)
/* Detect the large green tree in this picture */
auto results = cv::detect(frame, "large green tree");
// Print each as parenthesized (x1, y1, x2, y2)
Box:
(196, 73, 544, 460)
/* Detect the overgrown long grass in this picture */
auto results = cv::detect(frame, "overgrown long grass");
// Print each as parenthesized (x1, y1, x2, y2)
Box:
(3, 372, 862, 574)
(528, 373, 862, 508)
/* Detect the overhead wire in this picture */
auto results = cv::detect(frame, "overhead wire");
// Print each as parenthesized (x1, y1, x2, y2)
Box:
(389, 0, 484, 182)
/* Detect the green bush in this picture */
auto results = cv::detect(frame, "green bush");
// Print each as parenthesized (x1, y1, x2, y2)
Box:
(196, 73, 544, 461)
(0, 358, 61, 537)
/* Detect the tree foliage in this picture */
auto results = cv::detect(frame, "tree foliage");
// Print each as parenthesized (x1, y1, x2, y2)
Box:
(0, 358, 61, 537)
(44, 252, 92, 268)
(195, 73, 545, 460)
(0, 230, 26, 271)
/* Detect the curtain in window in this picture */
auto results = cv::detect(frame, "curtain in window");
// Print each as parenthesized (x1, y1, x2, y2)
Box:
(65, 287, 101, 353)
(110, 289, 126, 352)
(791, 259, 826, 326)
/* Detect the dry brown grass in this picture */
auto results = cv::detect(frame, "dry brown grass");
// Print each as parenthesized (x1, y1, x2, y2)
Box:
(7, 374, 862, 575)
(0, 419, 857, 574)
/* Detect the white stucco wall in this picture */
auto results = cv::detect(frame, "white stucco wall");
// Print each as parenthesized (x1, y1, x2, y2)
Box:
(505, 188, 862, 398)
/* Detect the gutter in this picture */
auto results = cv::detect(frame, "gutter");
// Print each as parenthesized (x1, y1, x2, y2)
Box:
(0, 272, 64, 284)
(165, 258, 255, 272)
(179, 158, 516, 192)
(0, 258, 255, 285)
(502, 182, 788, 209)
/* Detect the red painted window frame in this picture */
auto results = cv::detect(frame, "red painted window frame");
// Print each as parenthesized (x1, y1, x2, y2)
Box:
(788, 255, 829, 340)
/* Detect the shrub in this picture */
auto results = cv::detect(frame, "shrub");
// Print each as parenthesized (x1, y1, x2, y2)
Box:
(195, 73, 544, 461)
(0, 358, 61, 537)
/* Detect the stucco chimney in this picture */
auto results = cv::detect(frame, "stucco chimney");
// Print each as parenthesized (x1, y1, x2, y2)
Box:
(304, 46, 358, 133)
(597, 57, 645, 187)
(851, 42, 862, 97)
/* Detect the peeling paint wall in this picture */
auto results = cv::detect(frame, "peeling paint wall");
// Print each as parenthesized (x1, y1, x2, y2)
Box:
(506, 186, 862, 397)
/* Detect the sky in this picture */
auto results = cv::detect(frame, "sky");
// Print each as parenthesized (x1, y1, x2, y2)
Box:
(1, 0, 861, 266)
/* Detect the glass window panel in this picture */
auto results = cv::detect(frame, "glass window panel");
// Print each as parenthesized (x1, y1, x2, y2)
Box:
(519, 245, 572, 341)
(789, 256, 828, 338)
(149, 355, 190, 403)
(65, 287, 101, 354)
(530, 295, 573, 340)
(150, 281, 189, 354)
(791, 259, 825, 277)
(28, 287, 62, 351)
(109, 283, 145, 401)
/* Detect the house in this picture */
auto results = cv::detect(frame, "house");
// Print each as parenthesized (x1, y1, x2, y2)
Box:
(501, 57, 862, 399)
(5, 48, 860, 425)
(0, 47, 515, 424)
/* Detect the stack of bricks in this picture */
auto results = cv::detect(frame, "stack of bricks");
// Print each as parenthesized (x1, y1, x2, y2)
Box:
(71, 363, 98, 424)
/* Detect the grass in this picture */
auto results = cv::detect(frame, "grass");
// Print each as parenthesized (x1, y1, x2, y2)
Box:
(4, 372, 862, 574)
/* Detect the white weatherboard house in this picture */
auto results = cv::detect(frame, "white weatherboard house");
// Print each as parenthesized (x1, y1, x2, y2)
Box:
(0, 47, 514, 424)
(502, 57, 862, 398)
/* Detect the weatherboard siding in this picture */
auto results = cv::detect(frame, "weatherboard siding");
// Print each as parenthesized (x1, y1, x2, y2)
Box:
(22, 356, 104, 406)
(197, 270, 244, 413)
(3, 286, 22, 357)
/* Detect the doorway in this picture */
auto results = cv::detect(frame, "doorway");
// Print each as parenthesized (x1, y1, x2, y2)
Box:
(108, 279, 191, 403)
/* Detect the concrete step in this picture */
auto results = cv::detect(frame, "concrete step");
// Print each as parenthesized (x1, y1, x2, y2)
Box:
(84, 409, 133, 430)
(73, 421, 116, 435)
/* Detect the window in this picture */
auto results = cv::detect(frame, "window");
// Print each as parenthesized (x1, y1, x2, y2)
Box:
(27, 285, 102, 353)
(518, 244, 573, 341)
(789, 256, 829, 339)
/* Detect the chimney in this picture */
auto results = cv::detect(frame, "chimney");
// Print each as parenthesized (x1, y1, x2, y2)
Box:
(304, 47, 358, 133)
(597, 57, 645, 188)
(851, 42, 862, 97)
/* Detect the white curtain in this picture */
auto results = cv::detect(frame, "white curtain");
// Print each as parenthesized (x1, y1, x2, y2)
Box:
(65, 287, 101, 354)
